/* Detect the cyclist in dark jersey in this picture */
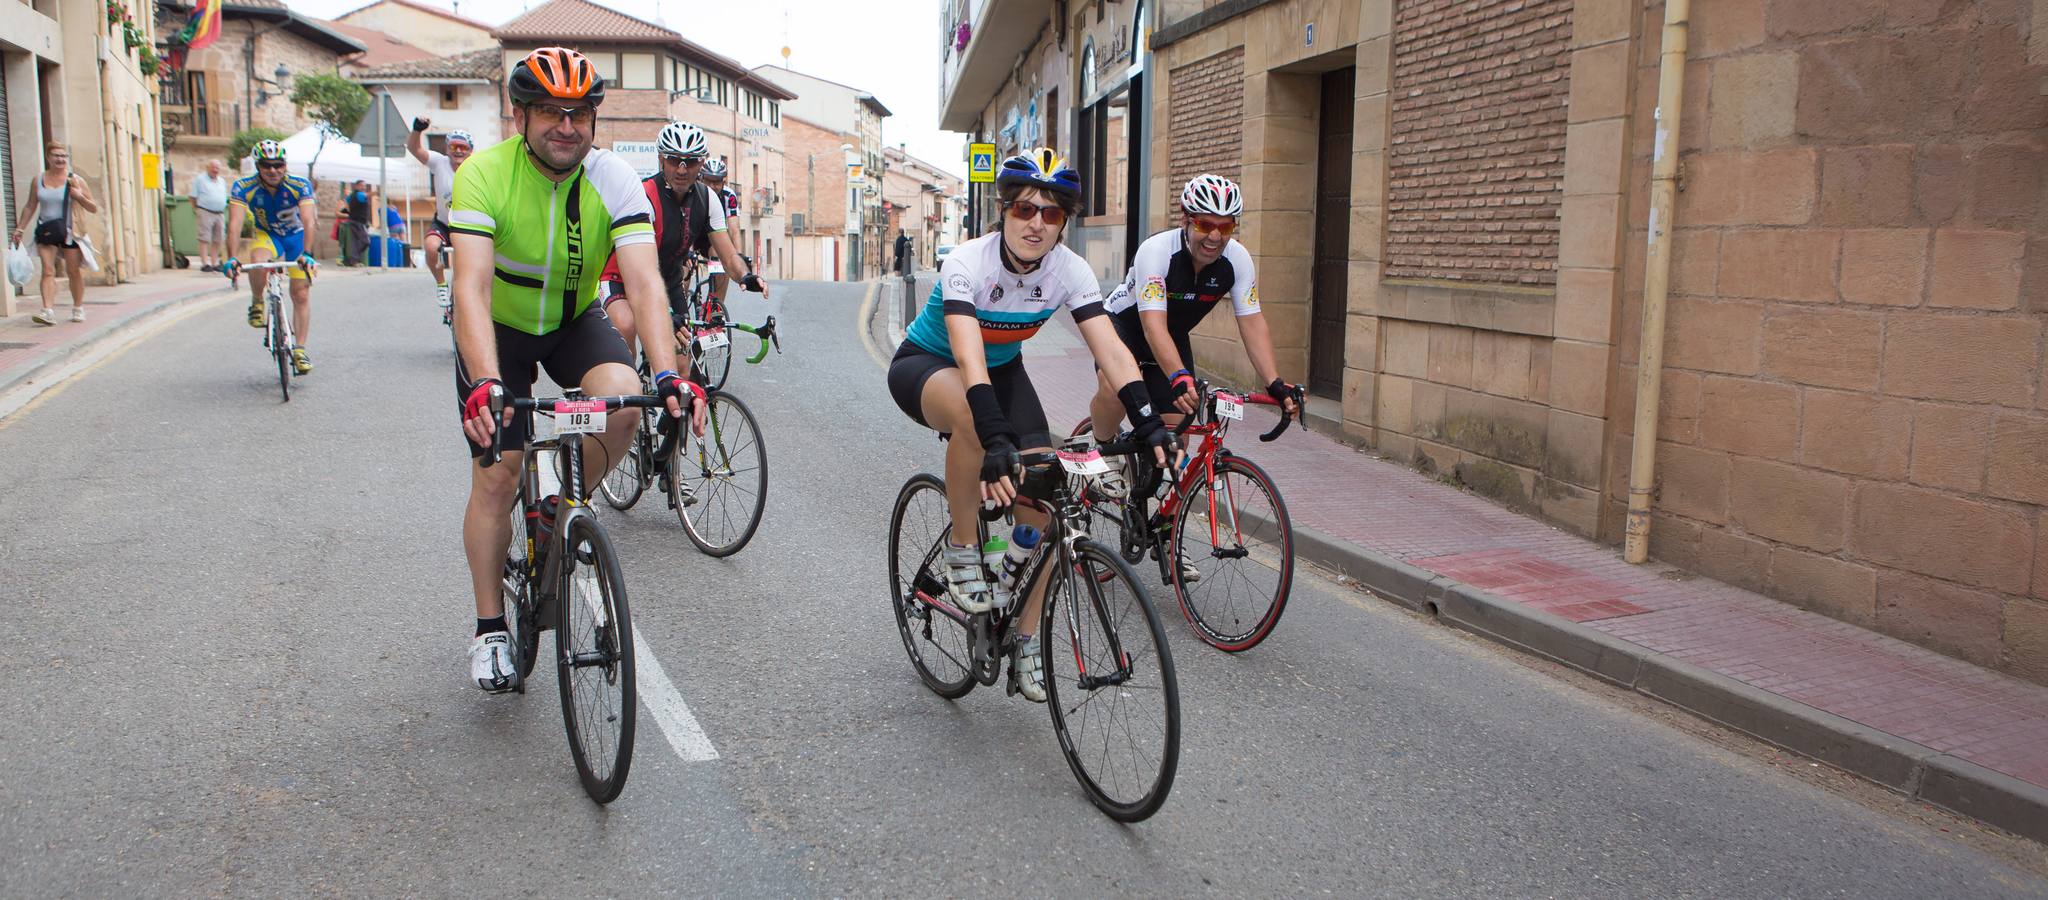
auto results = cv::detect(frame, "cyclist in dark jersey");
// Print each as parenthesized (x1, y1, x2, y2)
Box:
(700, 159, 743, 302)
(598, 121, 765, 359)
(1087, 174, 1302, 446)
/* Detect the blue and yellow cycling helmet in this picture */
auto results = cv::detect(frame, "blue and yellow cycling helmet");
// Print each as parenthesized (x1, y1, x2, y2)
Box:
(996, 148, 1080, 200)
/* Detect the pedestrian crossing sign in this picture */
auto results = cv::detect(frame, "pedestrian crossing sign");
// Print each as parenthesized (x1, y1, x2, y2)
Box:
(968, 143, 996, 183)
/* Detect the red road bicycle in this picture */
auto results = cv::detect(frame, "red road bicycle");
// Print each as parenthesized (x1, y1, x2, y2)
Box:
(1072, 381, 1304, 652)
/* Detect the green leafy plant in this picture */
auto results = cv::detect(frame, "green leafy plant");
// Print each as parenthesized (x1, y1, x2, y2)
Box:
(289, 73, 369, 183)
(228, 127, 289, 167)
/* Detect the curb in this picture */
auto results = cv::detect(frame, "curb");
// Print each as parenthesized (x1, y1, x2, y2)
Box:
(0, 279, 238, 414)
(1287, 521, 2048, 843)
(854, 278, 2048, 844)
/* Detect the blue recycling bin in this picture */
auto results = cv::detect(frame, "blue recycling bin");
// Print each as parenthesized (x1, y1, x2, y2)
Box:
(366, 236, 406, 267)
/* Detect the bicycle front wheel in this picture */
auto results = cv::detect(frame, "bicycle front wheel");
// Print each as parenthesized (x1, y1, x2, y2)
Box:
(1043, 538, 1180, 822)
(887, 474, 976, 698)
(672, 391, 767, 557)
(599, 407, 649, 510)
(270, 306, 290, 403)
(1172, 454, 1294, 652)
(555, 514, 636, 803)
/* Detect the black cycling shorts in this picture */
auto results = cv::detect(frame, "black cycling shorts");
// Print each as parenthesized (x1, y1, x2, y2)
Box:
(455, 305, 633, 458)
(1110, 309, 1197, 413)
(888, 342, 1053, 449)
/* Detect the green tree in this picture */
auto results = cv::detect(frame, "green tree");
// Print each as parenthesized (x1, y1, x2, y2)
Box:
(228, 128, 290, 167)
(289, 73, 370, 183)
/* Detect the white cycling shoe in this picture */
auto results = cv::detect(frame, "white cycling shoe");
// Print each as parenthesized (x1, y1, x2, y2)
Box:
(1012, 633, 1048, 703)
(942, 543, 996, 615)
(469, 632, 520, 693)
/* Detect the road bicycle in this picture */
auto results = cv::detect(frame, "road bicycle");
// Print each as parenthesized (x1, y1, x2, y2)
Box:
(481, 387, 664, 803)
(600, 316, 777, 557)
(886, 440, 1181, 821)
(1071, 381, 1305, 652)
(237, 259, 313, 402)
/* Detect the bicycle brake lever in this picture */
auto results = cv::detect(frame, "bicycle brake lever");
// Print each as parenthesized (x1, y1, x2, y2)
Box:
(480, 387, 507, 467)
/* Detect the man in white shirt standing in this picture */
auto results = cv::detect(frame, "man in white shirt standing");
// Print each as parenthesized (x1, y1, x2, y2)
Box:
(406, 118, 474, 311)
(189, 159, 230, 272)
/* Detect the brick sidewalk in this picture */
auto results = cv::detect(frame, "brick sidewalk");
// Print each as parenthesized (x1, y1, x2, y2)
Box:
(1015, 314, 2048, 838)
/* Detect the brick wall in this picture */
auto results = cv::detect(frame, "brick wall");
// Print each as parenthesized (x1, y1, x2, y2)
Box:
(1386, 0, 1572, 285)
(1166, 47, 1244, 212)
(1613, 0, 2048, 683)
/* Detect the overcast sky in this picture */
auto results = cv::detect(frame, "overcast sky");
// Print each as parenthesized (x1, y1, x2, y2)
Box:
(287, 0, 970, 177)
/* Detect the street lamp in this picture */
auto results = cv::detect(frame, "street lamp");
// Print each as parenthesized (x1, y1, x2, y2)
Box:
(252, 63, 291, 105)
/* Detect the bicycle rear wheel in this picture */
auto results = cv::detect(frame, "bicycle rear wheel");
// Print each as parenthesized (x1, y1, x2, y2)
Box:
(1171, 454, 1294, 652)
(887, 474, 976, 698)
(555, 513, 636, 803)
(673, 391, 767, 557)
(1043, 538, 1179, 822)
(599, 408, 648, 510)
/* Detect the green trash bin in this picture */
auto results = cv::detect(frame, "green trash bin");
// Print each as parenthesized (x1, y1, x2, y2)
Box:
(164, 195, 198, 261)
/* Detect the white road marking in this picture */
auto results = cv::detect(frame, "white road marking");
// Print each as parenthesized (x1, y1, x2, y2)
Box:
(539, 451, 718, 763)
(634, 630, 720, 762)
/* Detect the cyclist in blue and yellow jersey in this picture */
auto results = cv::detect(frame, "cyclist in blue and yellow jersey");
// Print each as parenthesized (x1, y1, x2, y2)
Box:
(886, 148, 1176, 703)
(450, 47, 707, 692)
(221, 139, 319, 374)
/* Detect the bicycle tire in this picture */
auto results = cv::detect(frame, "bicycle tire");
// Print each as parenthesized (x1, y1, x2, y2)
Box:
(555, 514, 636, 803)
(504, 487, 541, 684)
(673, 391, 767, 557)
(270, 304, 290, 403)
(1171, 454, 1294, 652)
(1042, 537, 1180, 822)
(886, 474, 977, 698)
(599, 408, 648, 510)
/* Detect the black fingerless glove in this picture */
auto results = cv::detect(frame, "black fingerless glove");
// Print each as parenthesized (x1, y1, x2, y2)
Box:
(412, 117, 429, 133)
(980, 434, 1020, 486)
(740, 272, 764, 292)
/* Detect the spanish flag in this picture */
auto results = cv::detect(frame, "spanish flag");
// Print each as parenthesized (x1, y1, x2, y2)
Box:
(176, 0, 223, 52)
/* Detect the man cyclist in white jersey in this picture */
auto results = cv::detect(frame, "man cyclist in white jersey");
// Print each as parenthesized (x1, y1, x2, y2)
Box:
(406, 118, 474, 314)
(1087, 173, 1302, 526)
(699, 158, 743, 304)
(451, 47, 707, 692)
(887, 148, 1174, 702)
(598, 121, 766, 360)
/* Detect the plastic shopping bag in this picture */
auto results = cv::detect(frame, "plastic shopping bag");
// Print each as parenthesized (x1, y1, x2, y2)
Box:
(73, 234, 99, 272)
(6, 242, 34, 287)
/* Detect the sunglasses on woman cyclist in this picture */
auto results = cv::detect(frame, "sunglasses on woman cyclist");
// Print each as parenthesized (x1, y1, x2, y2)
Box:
(1003, 200, 1068, 227)
(1188, 215, 1238, 237)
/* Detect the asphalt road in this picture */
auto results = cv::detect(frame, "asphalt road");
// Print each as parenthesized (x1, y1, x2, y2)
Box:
(1, 270, 2043, 898)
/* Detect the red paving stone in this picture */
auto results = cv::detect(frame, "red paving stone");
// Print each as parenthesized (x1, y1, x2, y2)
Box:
(1019, 317, 2048, 793)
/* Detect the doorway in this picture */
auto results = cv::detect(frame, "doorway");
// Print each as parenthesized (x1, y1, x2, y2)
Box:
(1309, 66, 1355, 397)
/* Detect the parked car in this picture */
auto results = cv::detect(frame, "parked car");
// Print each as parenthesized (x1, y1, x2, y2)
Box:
(934, 244, 956, 265)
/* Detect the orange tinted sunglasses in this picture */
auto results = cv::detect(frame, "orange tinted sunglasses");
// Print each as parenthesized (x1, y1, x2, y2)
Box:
(1189, 215, 1238, 236)
(1003, 200, 1069, 227)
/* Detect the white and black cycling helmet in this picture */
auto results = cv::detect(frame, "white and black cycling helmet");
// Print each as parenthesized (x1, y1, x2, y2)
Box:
(1179, 173, 1243, 218)
(701, 159, 728, 179)
(657, 122, 708, 159)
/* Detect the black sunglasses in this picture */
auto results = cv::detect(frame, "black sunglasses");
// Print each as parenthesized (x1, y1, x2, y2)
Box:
(257, 161, 287, 170)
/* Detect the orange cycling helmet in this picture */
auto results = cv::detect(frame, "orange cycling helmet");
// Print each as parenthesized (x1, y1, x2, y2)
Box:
(508, 47, 606, 107)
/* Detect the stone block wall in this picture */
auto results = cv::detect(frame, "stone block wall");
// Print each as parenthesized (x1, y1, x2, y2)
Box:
(1611, 0, 2048, 682)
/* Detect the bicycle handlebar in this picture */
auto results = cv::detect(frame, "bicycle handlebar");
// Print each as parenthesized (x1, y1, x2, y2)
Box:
(1168, 381, 1305, 442)
(675, 315, 781, 365)
(479, 393, 667, 469)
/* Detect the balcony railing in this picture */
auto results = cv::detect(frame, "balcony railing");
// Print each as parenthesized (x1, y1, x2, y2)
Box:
(163, 102, 235, 143)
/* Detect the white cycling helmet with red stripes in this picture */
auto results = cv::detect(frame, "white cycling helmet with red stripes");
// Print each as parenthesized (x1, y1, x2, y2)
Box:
(1179, 173, 1243, 218)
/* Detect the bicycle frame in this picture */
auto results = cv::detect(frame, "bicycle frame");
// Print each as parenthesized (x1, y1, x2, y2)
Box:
(903, 454, 1140, 690)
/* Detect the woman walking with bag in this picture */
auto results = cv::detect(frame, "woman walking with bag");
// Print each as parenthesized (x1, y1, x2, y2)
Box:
(11, 142, 98, 325)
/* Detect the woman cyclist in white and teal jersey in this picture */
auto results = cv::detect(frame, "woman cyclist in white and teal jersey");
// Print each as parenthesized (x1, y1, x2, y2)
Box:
(886, 148, 1176, 702)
